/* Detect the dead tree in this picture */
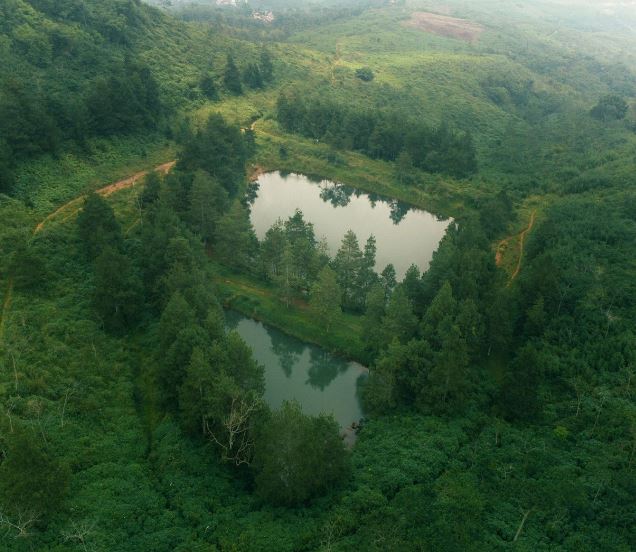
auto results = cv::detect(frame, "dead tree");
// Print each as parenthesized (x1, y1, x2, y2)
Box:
(205, 396, 260, 466)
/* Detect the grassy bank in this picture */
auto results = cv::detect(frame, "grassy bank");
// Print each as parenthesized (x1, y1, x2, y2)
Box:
(212, 263, 368, 364)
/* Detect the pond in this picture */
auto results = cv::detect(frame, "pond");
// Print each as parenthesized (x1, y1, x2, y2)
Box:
(225, 310, 366, 444)
(248, 171, 451, 279)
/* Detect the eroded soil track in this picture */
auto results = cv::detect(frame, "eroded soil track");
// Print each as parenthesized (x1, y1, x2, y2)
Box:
(1, 161, 176, 346)
(34, 161, 176, 235)
(496, 210, 537, 284)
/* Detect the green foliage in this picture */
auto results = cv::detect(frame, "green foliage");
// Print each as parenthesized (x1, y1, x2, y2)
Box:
(3, 0, 636, 549)
(93, 246, 144, 333)
(223, 54, 243, 95)
(77, 192, 123, 259)
(199, 72, 218, 100)
(355, 66, 374, 82)
(0, 428, 70, 525)
(591, 94, 629, 122)
(253, 401, 348, 505)
(178, 113, 247, 196)
(309, 265, 341, 332)
(244, 63, 264, 90)
(276, 92, 478, 178)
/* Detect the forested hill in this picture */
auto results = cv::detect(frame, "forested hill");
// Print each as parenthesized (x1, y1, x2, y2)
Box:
(1, 0, 636, 549)
(0, 0, 248, 194)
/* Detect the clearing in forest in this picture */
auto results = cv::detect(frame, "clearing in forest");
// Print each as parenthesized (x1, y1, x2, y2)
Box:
(403, 11, 484, 43)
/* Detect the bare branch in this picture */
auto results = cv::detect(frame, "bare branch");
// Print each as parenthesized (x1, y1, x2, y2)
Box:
(0, 508, 39, 539)
(205, 396, 261, 466)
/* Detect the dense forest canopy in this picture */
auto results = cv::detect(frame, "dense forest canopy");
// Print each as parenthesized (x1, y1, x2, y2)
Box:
(0, 0, 635, 550)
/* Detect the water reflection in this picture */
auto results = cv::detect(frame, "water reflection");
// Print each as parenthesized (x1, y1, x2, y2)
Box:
(225, 310, 364, 430)
(307, 348, 349, 390)
(249, 172, 451, 279)
(267, 325, 303, 378)
(320, 184, 354, 208)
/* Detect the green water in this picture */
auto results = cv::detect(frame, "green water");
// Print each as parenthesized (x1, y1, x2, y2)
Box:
(249, 171, 451, 279)
(225, 310, 366, 435)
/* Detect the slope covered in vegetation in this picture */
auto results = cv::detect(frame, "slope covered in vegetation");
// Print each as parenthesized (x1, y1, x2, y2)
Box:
(1, 0, 636, 550)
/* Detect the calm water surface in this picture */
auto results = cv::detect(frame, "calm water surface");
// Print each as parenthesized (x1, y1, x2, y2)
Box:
(225, 310, 366, 438)
(249, 171, 451, 279)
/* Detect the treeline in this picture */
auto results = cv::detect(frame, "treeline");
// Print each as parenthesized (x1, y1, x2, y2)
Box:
(0, 0, 278, 195)
(276, 92, 478, 178)
(351, 191, 636, 546)
(70, 113, 349, 507)
(0, 60, 161, 192)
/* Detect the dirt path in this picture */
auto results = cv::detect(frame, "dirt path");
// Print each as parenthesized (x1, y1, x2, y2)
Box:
(496, 210, 536, 283)
(33, 161, 176, 235)
(1, 161, 176, 347)
(510, 210, 536, 282)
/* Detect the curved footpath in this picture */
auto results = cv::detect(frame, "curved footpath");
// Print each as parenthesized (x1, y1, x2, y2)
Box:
(0, 161, 176, 345)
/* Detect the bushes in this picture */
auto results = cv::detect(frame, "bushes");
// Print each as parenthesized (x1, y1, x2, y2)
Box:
(252, 401, 349, 505)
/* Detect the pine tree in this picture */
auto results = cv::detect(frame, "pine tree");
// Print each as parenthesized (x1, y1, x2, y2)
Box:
(310, 266, 342, 332)
(244, 63, 264, 89)
(332, 230, 363, 311)
(200, 72, 218, 100)
(93, 246, 144, 333)
(259, 48, 274, 82)
(224, 54, 243, 95)
(188, 170, 228, 245)
(77, 192, 123, 259)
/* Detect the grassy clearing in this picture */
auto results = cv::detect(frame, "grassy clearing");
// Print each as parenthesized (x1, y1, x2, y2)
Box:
(13, 134, 176, 216)
(211, 263, 367, 363)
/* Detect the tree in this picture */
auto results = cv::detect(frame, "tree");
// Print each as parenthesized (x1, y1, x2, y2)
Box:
(0, 429, 70, 530)
(500, 345, 542, 421)
(427, 320, 469, 409)
(395, 150, 415, 184)
(380, 264, 397, 297)
(188, 170, 228, 245)
(244, 63, 264, 89)
(260, 220, 286, 280)
(591, 94, 628, 121)
(76, 192, 122, 259)
(260, 48, 274, 82)
(178, 113, 247, 196)
(310, 266, 342, 332)
(253, 401, 348, 505)
(355, 67, 374, 82)
(358, 235, 378, 305)
(381, 285, 417, 346)
(93, 246, 144, 333)
(140, 171, 161, 208)
(179, 337, 264, 465)
(332, 230, 363, 311)
(215, 202, 257, 271)
(363, 283, 386, 357)
(223, 54, 243, 95)
(199, 72, 218, 100)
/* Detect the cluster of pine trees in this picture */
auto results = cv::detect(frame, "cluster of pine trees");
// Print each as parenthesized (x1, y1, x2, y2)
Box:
(276, 92, 478, 178)
(73, 114, 351, 509)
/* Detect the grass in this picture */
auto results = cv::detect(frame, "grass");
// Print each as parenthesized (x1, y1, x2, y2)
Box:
(13, 134, 177, 216)
(211, 263, 368, 363)
(250, 118, 483, 219)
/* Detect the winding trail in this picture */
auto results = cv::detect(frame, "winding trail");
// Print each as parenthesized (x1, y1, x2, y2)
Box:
(1, 160, 176, 347)
(34, 161, 176, 235)
(496, 210, 537, 284)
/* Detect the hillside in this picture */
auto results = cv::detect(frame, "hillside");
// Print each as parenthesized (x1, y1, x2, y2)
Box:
(1, 0, 636, 550)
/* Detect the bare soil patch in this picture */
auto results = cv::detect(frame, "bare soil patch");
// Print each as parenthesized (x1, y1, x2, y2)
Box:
(403, 11, 484, 43)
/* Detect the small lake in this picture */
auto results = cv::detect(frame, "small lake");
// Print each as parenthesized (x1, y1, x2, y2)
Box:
(249, 171, 451, 279)
(225, 310, 366, 443)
